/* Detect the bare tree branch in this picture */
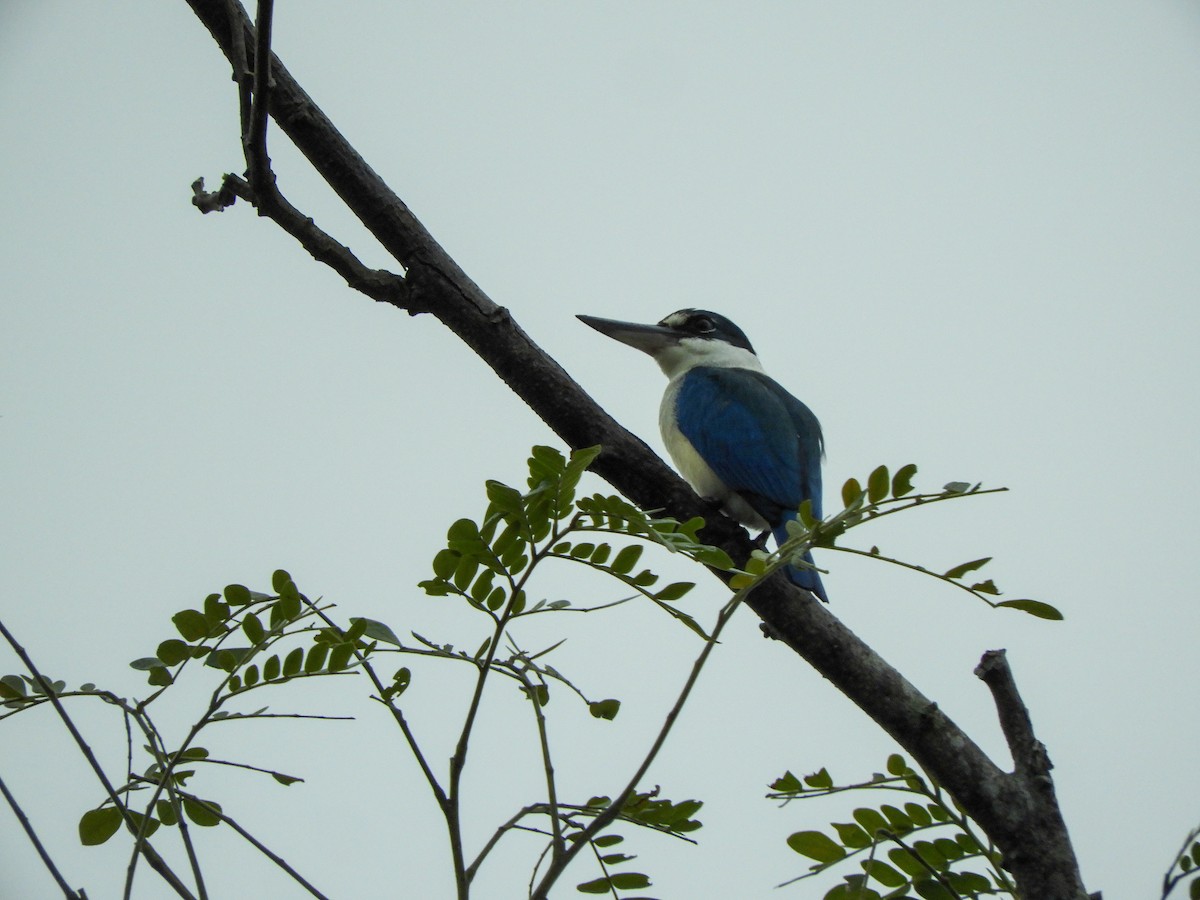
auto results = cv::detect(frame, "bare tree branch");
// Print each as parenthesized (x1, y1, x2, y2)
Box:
(0, 618, 197, 899)
(0, 770, 84, 899)
(180, 2, 1093, 896)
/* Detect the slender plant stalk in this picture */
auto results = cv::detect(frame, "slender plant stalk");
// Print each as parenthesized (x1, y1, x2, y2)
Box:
(528, 582, 752, 899)
(0, 617, 196, 900)
(0, 770, 83, 898)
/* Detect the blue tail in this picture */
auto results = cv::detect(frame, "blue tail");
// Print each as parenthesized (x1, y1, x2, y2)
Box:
(771, 520, 829, 603)
(785, 550, 828, 602)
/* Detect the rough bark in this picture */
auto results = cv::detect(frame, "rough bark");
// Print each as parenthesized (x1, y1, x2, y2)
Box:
(181, 2, 1094, 896)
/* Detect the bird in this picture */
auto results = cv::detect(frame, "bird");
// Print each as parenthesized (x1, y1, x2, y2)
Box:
(578, 309, 828, 602)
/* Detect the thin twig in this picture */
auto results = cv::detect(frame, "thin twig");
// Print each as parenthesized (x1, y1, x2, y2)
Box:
(174, 791, 330, 900)
(222, 0, 252, 139)
(247, 0, 276, 204)
(0, 617, 196, 900)
(528, 587, 749, 899)
(507, 659, 564, 860)
(466, 803, 543, 882)
(0, 770, 84, 898)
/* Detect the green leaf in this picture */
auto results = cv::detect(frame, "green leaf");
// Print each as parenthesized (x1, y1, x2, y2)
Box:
(558, 445, 601, 517)
(861, 859, 906, 888)
(904, 802, 932, 827)
(182, 797, 222, 827)
(263, 654, 281, 681)
(172, 609, 209, 642)
(891, 463, 917, 497)
(155, 799, 179, 826)
(631, 569, 658, 587)
(483, 586, 505, 611)
(955, 831, 981, 854)
(943, 481, 971, 494)
(156, 639, 189, 666)
(970, 578, 1000, 595)
(886, 753, 909, 775)
(888, 847, 927, 877)
(419, 578, 452, 596)
(352, 618, 402, 646)
(282, 647, 303, 677)
(997, 598, 1064, 620)
(770, 771, 803, 793)
(270, 591, 301, 627)
(598, 853, 636, 865)
(343, 618, 369, 643)
(0, 674, 27, 699)
(204, 593, 229, 624)
(943, 557, 990, 580)
(867, 465, 890, 503)
(271, 569, 293, 593)
(653, 581, 694, 602)
(304, 644, 328, 674)
(203, 647, 251, 672)
(124, 810, 159, 839)
(79, 806, 123, 846)
(913, 878, 956, 900)
(327, 643, 354, 672)
(243, 664, 260, 687)
(947, 871, 993, 893)
(389, 667, 412, 698)
(853, 807, 890, 838)
(272, 772, 303, 786)
(804, 768, 833, 789)
(224, 583, 252, 606)
(841, 477, 864, 507)
(933, 837, 963, 860)
(242, 612, 265, 645)
(593, 833, 623, 847)
(787, 830, 845, 863)
(913, 839, 947, 870)
(880, 805, 912, 832)
(453, 554, 480, 592)
(610, 544, 643, 575)
(432, 549, 460, 580)
(485, 480, 525, 519)
(825, 883, 882, 900)
(588, 698, 621, 720)
(130, 657, 167, 672)
(576, 872, 651, 893)
(833, 821, 872, 849)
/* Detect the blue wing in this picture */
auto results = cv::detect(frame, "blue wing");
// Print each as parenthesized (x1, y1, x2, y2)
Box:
(675, 367, 823, 523)
(675, 367, 828, 601)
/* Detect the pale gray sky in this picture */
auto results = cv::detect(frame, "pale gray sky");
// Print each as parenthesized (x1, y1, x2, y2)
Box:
(2, 2, 1199, 897)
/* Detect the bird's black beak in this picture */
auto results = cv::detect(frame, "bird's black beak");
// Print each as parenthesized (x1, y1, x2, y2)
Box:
(577, 314, 679, 356)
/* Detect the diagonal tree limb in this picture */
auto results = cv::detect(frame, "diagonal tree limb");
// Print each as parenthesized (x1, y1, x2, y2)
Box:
(0, 770, 84, 899)
(180, 2, 1092, 896)
(0, 618, 197, 899)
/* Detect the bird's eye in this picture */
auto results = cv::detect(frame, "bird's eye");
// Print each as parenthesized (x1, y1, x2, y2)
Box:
(691, 316, 715, 333)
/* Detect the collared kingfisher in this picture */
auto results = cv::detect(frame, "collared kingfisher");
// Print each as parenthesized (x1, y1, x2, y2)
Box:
(578, 309, 828, 602)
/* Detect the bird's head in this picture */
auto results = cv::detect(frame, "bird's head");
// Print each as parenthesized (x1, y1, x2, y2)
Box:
(577, 309, 762, 379)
